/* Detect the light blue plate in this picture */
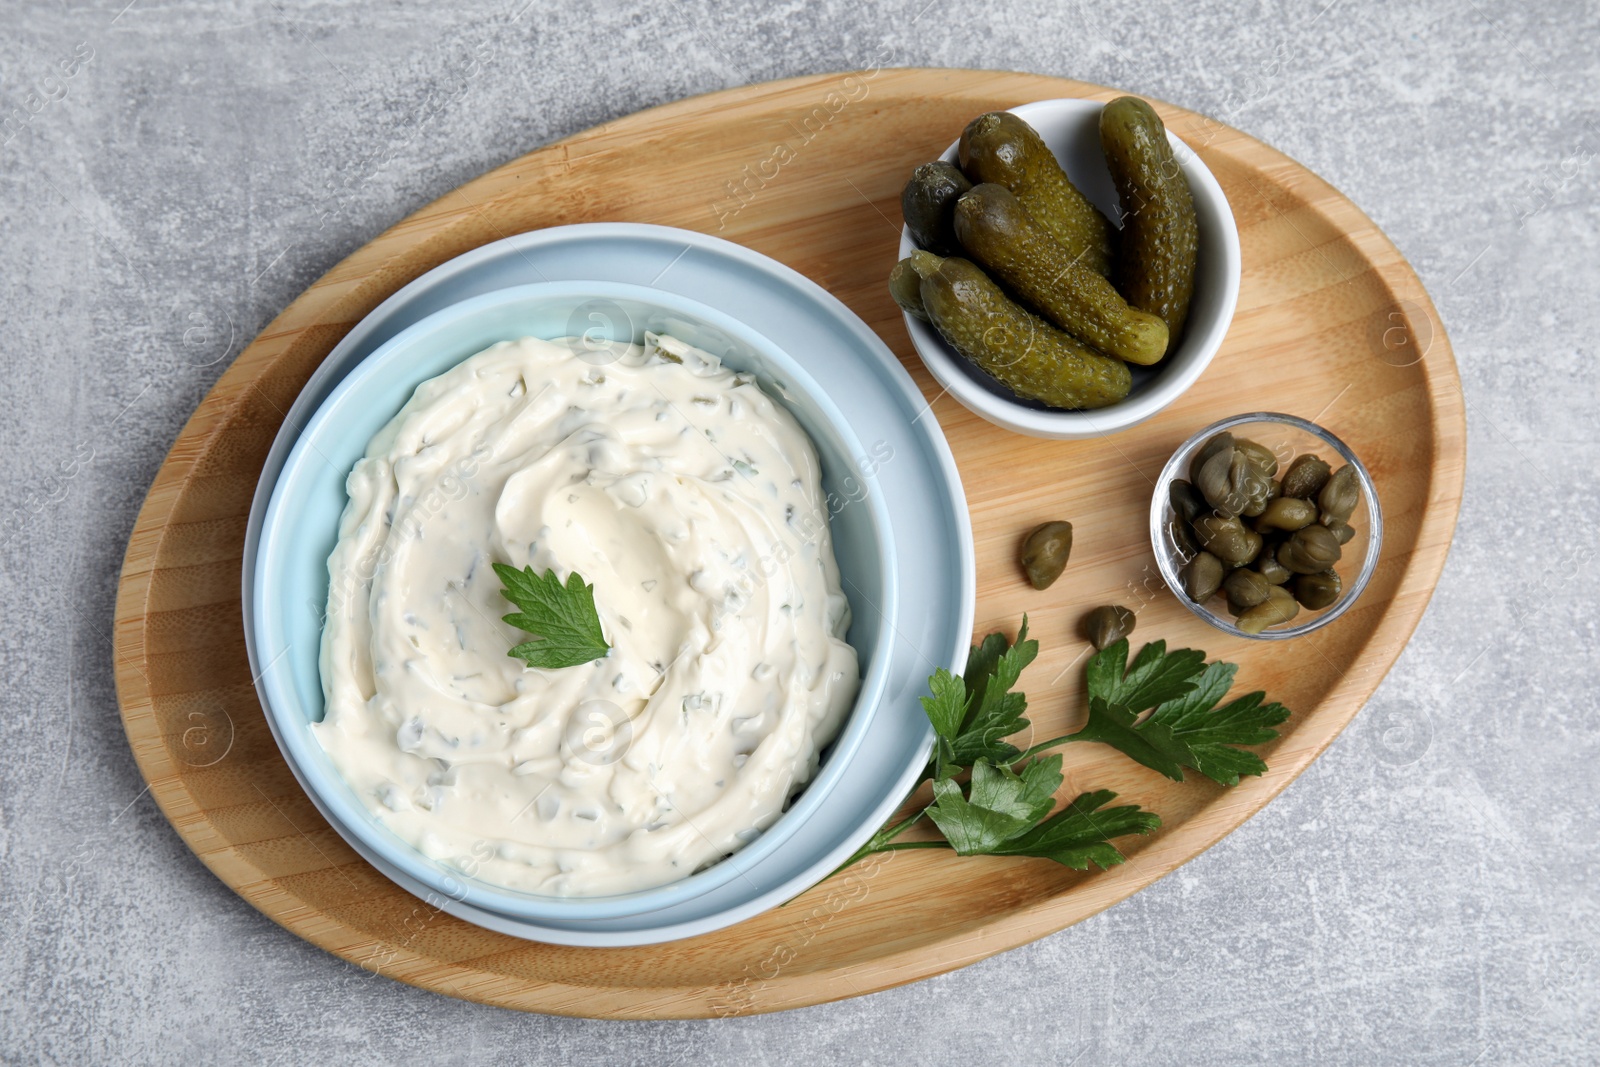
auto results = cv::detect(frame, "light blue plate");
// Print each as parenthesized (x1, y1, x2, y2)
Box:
(257, 281, 899, 921)
(244, 224, 975, 945)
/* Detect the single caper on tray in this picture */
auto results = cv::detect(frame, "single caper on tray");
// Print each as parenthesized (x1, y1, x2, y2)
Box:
(1084, 604, 1137, 650)
(1020, 520, 1074, 590)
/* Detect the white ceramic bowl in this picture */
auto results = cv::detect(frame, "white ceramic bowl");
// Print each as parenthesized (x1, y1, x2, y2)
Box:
(898, 97, 1241, 440)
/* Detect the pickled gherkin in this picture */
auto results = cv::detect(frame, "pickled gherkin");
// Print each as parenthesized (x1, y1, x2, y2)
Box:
(889, 258, 928, 321)
(907, 251, 1132, 410)
(1100, 97, 1199, 342)
(901, 161, 972, 258)
(952, 183, 1168, 365)
(958, 112, 1114, 277)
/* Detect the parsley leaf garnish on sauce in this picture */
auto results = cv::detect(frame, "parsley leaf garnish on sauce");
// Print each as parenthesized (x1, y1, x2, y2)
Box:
(492, 563, 611, 670)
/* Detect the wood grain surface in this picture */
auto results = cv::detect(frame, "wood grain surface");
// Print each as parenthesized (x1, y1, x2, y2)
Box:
(111, 69, 1464, 1018)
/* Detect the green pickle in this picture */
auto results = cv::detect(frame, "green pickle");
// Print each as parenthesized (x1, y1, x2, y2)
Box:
(953, 183, 1168, 365)
(908, 251, 1131, 410)
(901, 161, 972, 257)
(1099, 96, 1199, 342)
(888, 257, 929, 321)
(958, 112, 1114, 277)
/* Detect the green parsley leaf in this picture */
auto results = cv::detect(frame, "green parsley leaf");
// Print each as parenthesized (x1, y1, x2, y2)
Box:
(1072, 696, 1191, 781)
(1085, 637, 1207, 711)
(1147, 661, 1290, 786)
(1075, 639, 1290, 785)
(839, 622, 1289, 882)
(925, 756, 1063, 853)
(919, 667, 968, 780)
(946, 617, 1037, 767)
(492, 562, 611, 670)
(986, 790, 1162, 870)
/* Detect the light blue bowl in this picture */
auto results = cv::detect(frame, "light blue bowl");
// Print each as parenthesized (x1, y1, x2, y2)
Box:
(254, 281, 897, 923)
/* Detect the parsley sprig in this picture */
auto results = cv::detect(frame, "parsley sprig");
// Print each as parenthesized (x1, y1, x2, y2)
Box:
(493, 563, 611, 670)
(844, 618, 1291, 873)
(1022, 639, 1291, 786)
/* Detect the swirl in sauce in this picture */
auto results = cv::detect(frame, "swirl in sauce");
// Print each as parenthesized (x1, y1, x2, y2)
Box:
(316, 334, 860, 896)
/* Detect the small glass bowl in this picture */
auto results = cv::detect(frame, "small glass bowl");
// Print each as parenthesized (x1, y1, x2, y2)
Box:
(1150, 412, 1383, 640)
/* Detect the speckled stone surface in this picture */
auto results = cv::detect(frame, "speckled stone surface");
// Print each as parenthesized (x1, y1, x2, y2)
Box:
(2, 0, 1596, 1062)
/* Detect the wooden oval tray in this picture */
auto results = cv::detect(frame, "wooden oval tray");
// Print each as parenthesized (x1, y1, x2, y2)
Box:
(113, 69, 1463, 1017)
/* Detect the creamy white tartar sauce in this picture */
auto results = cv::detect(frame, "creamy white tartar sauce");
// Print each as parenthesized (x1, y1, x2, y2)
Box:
(315, 333, 860, 897)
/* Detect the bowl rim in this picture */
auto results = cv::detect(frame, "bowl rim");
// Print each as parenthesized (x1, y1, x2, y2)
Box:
(897, 96, 1241, 440)
(1149, 411, 1384, 640)
(252, 278, 903, 921)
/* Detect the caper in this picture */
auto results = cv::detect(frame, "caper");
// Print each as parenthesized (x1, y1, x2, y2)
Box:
(1234, 438, 1279, 476)
(1193, 515, 1263, 566)
(1168, 479, 1206, 524)
(1325, 519, 1355, 545)
(1197, 448, 1272, 519)
(1195, 445, 1244, 516)
(1084, 604, 1137, 650)
(1020, 520, 1073, 590)
(1223, 568, 1273, 611)
(1253, 495, 1317, 533)
(1280, 453, 1331, 499)
(1278, 523, 1342, 574)
(1292, 570, 1343, 610)
(1237, 453, 1276, 517)
(1259, 476, 1282, 510)
(1188, 432, 1235, 486)
(1237, 586, 1300, 634)
(1254, 542, 1291, 585)
(1319, 464, 1360, 525)
(1181, 551, 1225, 602)
(1167, 516, 1199, 557)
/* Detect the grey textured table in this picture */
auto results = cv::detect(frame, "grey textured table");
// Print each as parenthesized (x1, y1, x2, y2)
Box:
(2, 0, 1595, 1062)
